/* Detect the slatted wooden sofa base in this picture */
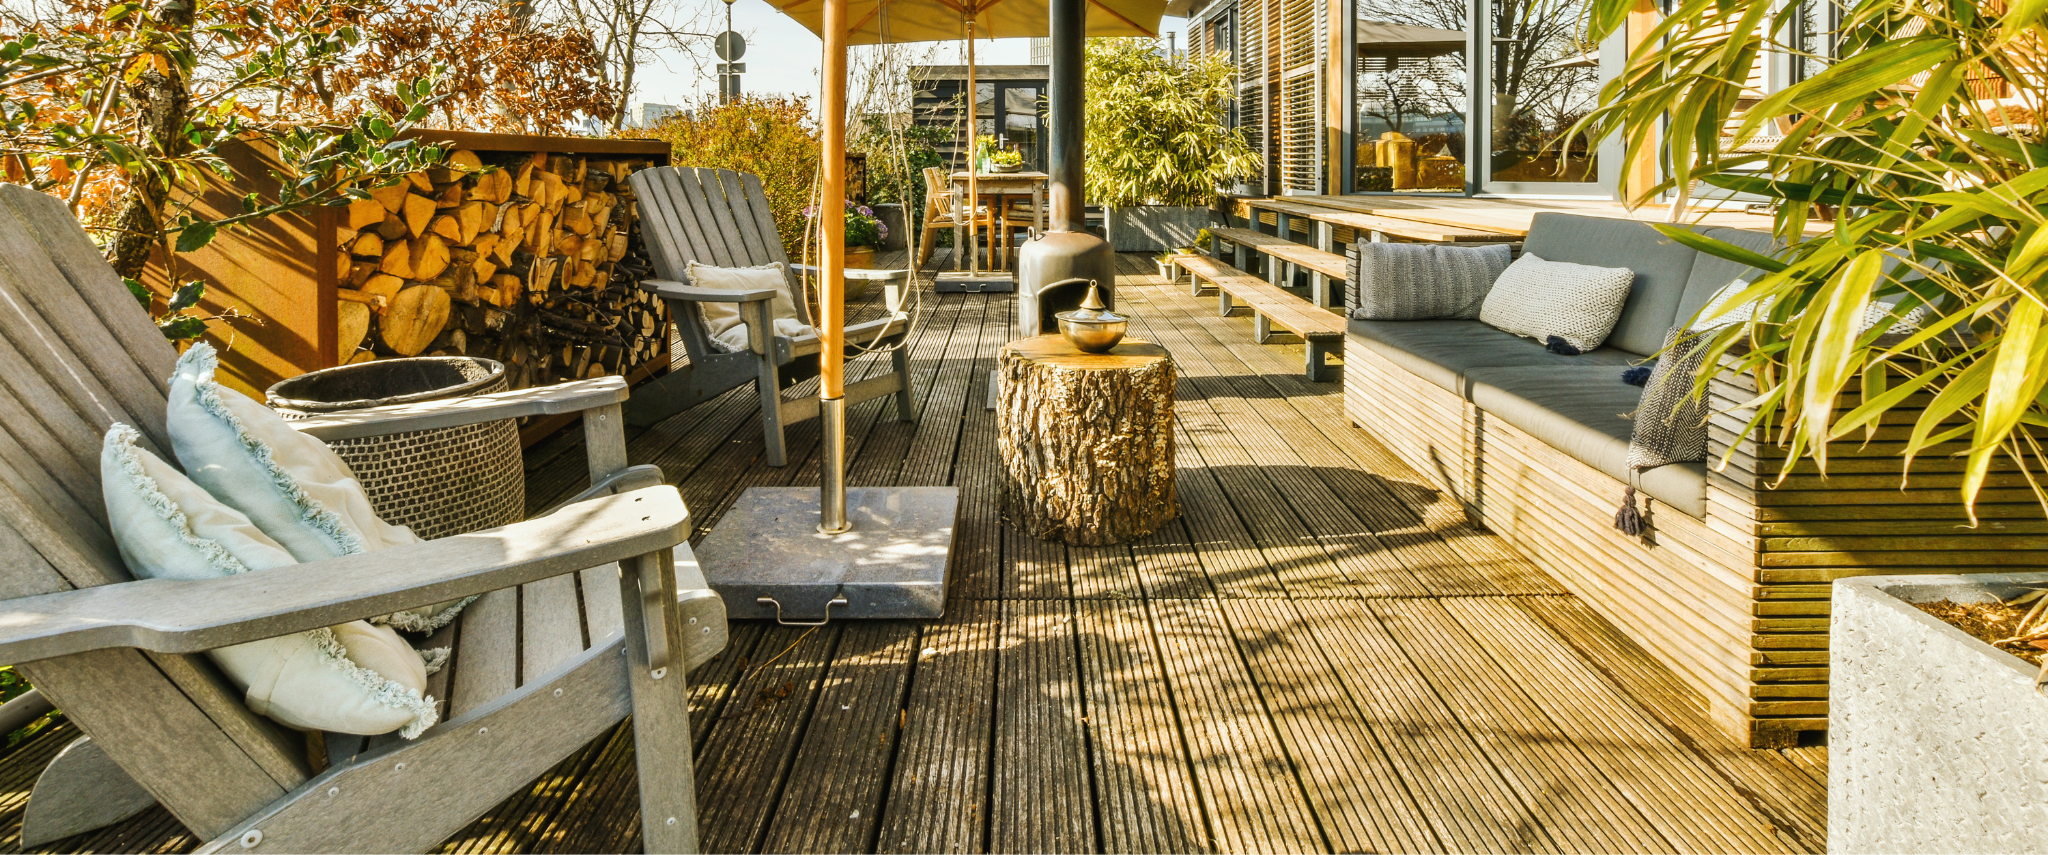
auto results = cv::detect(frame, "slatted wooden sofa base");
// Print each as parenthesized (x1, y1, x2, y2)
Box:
(1177, 253, 1344, 381)
(1344, 340, 2048, 748)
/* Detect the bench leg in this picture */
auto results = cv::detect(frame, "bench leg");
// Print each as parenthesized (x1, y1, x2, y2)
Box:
(1254, 313, 1273, 344)
(1218, 288, 1234, 317)
(1312, 271, 1330, 308)
(1305, 340, 1337, 382)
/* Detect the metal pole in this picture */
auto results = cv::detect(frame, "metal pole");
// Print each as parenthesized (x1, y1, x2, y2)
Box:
(819, 0, 850, 534)
(1047, 0, 1084, 233)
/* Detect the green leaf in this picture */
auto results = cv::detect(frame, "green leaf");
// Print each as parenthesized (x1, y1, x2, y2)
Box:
(123, 277, 150, 311)
(174, 220, 217, 253)
(157, 316, 207, 341)
(165, 280, 204, 312)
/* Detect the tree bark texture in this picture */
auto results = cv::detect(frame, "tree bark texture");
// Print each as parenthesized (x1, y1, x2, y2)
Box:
(109, 1, 196, 281)
(997, 335, 1177, 546)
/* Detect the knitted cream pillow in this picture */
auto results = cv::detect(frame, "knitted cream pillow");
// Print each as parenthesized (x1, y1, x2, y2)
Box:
(685, 261, 813, 352)
(1478, 252, 1637, 352)
(165, 343, 471, 633)
(102, 425, 439, 737)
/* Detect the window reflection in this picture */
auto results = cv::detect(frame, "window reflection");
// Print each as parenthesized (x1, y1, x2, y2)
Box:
(1487, 0, 1600, 184)
(1354, 6, 1469, 193)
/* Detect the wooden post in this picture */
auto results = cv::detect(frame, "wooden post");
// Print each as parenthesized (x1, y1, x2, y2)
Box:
(820, 0, 849, 531)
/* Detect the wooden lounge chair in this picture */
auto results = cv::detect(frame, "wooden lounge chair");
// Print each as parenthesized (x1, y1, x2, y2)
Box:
(917, 165, 996, 270)
(0, 183, 724, 853)
(624, 167, 914, 466)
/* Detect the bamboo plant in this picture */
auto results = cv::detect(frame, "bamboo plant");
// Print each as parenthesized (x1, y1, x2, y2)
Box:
(1576, 0, 2048, 521)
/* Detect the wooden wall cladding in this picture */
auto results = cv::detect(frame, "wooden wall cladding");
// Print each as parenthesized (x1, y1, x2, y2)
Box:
(1342, 339, 2048, 748)
(148, 131, 671, 442)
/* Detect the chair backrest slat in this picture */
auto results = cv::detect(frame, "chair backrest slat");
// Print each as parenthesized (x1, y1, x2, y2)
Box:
(672, 170, 741, 269)
(633, 170, 697, 282)
(718, 170, 779, 267)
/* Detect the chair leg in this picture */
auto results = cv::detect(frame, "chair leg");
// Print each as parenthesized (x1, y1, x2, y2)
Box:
(758, 357, 789, 467)
(891, 346, 915, 422)
(619, 548, 701, 854)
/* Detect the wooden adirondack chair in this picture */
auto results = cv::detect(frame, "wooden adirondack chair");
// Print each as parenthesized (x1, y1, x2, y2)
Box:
(623, 167, 915, 466)
(0, 183, 728, 853)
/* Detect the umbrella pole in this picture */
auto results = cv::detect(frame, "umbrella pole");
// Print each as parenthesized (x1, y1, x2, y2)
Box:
(819, 0, 850, 534)
(965, 18, 980, 276)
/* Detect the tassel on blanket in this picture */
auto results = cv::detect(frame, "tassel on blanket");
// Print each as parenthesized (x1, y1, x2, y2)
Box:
(1614, 485, 1645, 537)
(1621, 365, 1653, 387)
(1545, 336, 1582, 356)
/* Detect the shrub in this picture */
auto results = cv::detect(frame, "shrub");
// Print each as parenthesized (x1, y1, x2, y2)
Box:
(1083, 38, 1261, 207)
(645, 96, 821, 260)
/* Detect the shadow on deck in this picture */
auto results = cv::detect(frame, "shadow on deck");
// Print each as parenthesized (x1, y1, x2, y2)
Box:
(0, 250, 1829, 854)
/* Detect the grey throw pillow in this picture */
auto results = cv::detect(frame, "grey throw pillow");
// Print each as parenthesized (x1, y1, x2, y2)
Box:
(1626, 328, 1713, 471)
(1345, 241, 1513, 320)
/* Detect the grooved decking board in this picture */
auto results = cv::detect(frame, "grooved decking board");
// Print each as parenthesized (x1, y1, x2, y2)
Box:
(1519, 597, 1828, 851)
(1130, 518, 1217, 600)
(760, 622, 920, 854)
(691, 624, 841, 854)
(1149, 600, 1325, 853)
(1367, 598, 1672, 853)
(1443, 597, 1797, 853)
(877, 601, 999, 854)
(1070, 544, 1145, 601)
(1072, 600, 1208, 853)
(1004, 525, 1071, 599)
(1170, 458, 1289, 598)
(991, 600, 1095, 854)
(1292, 599, 1557, 853)
(1218, 601, 1440, 854)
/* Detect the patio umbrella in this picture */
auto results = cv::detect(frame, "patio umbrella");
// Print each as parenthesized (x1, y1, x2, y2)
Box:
(777, 0, 1167, 282)
(774, 0, 1168, 534)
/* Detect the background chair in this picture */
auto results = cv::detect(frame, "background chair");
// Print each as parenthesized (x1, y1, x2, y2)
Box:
(918, 166, 996, 270)
(625, 167, 915, 467)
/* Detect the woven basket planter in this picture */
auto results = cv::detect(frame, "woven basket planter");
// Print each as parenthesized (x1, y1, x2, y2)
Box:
(268, 357, 524, 541)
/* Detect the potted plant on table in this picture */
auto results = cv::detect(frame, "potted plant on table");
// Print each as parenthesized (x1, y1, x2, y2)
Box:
(1084, 39, 1259, 252)
(842, 200, 884, 270)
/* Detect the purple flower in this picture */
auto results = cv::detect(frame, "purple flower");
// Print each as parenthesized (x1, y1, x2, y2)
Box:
(857, 205, 874, 216)
(877, 222, 889, 240)
(803, 206, 818, 218)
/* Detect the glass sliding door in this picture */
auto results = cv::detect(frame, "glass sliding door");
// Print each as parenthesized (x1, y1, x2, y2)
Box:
(1481, 0, 1612, 193)
(1353, 1, 1470, 193)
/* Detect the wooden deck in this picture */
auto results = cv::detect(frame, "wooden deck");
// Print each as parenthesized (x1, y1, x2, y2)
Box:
(0, 250, 1827, 854)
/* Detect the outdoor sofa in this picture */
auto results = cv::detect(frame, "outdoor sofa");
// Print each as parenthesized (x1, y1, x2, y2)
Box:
(1343, 212, 2048, 747)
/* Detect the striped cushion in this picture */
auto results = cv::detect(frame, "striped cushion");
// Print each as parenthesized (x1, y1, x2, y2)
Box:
(1346, 241, 1513, 320)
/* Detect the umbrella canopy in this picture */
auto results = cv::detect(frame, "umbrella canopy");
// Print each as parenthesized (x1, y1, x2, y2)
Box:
(775, 0, 1165, 44)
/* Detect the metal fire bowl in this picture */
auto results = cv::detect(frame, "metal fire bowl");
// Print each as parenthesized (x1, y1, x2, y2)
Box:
(1056, 314, 1128, 353)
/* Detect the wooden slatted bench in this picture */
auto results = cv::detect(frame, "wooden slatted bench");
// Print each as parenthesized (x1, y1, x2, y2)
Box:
(1176, 253, 1344, 381)
(1200, 226, 1351, 306)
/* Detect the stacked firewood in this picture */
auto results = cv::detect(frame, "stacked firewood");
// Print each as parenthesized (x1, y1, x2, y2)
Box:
(333, 149, 667, 390)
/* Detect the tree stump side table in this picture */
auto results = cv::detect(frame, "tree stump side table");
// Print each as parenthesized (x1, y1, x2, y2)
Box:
(997, 334, 1177, 545)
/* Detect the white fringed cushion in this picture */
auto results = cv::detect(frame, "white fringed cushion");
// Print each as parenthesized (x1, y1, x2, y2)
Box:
(165, 343, 471, 633)
(686, 261, 814, 352)
(102, 425, 439, 737)
(1478, 252, 1637, 352)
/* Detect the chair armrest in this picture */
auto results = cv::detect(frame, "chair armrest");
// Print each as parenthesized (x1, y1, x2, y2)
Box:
(0, 486, 687, 664)
(640, 278, 778, 303)
(791, 263, 912, 283)
(292, 377, 627, 442)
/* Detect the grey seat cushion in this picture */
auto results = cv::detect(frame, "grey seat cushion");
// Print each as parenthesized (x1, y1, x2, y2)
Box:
(1675, 227, 1779, 326)
(1522, 213, 1704, 356)
(1347, 319, 1638, 395)
(1467, 366, 1708, 518)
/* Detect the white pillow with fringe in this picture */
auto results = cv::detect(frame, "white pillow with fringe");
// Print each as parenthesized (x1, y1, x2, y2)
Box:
(102, 425, 440, 737)
(165, 343, 472, 633)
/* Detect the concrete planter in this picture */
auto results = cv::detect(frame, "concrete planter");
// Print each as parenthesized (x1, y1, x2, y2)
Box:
(1832, 573, 2048, 853)
(874, 203, 908, 251)
(1107, 205, 1206, 253)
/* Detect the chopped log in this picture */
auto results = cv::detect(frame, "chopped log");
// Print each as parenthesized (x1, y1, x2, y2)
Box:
(406, 172, 433, 193)
(539, 172, 565, 210)
(375, 212, 409, 241)
(563, 207, 593, 235)
(337, 298, 370, 357)
(475, 169, 512, 204)
(361, 274, 403, 311)
(402, 193, 436, 238)
(383, 284, 452, 356)
(369, 183, 409, 213)
(472, 257, 498, 287)
(456, 201, 486, 244)
(530, 256, 560, 293)
(448, 149, 483, 172)
(493, 229, 520, 265)
(434, 182, 464, 209)
(351, 232, 384, 258)
(429, 214, 461, 242)
(347, 198, 386, 230)
(378, 238, 414, 278)
(347, 261, 376, 287)
(334, 252, 350, 282)
(996, 335, 1178, 545)
(473, 233, 499, 261)
(411, 234, 451, 281)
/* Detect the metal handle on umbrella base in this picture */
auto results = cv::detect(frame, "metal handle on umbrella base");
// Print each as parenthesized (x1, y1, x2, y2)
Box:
(758, 595, 849, 627)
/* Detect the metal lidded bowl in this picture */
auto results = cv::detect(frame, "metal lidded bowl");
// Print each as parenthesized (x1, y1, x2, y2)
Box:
(1056, 281, 1127, 353)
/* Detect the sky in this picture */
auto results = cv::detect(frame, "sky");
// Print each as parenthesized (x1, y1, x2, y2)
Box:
(625, 0, 1187, 115)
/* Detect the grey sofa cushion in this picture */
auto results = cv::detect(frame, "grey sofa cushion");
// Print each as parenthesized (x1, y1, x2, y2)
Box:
(1521, 213, 1703, 357)
(1675, 227, 1779, 326)
(1467, 366, 1708, 518)
(1347, 319, 1637, 395)
(1347, 241, 1513, 320)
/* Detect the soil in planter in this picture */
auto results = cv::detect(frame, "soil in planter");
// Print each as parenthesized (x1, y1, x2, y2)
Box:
(1916, 598, 2048, 666)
